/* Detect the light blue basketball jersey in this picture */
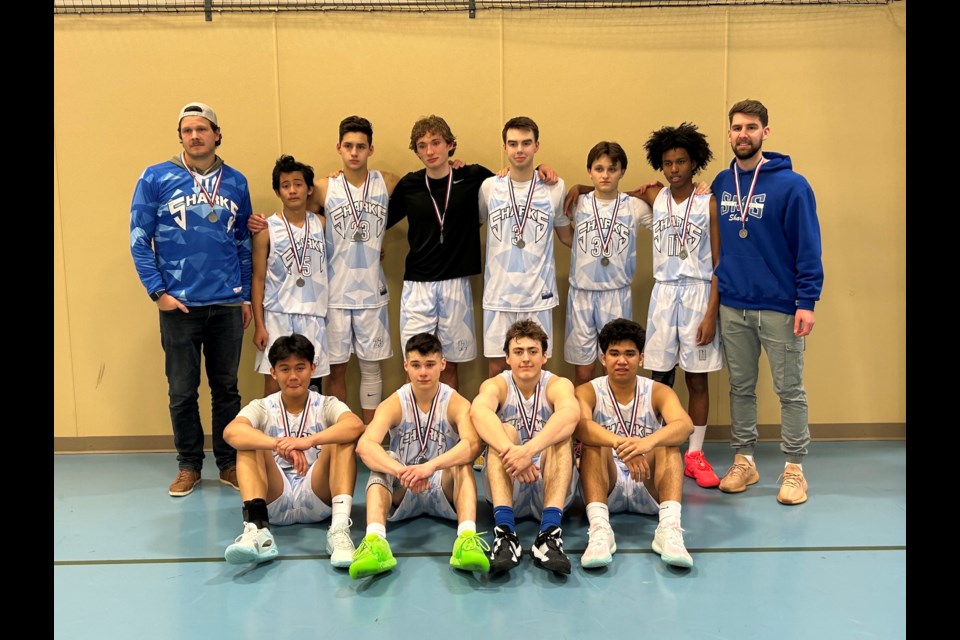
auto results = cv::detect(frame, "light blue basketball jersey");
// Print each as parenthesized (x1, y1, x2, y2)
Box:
(324, 170, 390, 308)
(589, 375, 662, 458)
(262, 211, 328, 316)
(651, 189, 714, 282)
(390, 383, 459, 465)
(480, 176, 567, 311)
(569, 192, 652, 291)
(497, 370, 557, 444)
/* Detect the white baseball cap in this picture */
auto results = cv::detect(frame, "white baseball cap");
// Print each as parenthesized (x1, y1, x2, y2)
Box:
(178, 102, 218, 127)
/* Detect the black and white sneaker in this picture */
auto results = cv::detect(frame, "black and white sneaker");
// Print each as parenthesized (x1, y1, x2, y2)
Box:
(530, 525, 571, 575)
(489, 525, 522, 574)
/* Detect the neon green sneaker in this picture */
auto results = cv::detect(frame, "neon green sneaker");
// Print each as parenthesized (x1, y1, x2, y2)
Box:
(449, 531, 491, 573)
(349, 534, 397, 579)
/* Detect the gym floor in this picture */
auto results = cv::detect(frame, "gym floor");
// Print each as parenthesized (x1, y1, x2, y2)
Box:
(54, 440, 906, 639)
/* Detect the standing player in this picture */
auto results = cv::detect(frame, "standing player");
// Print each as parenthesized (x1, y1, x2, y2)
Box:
(471, 320, 580, 575)
(130, 101, 251, 496)
(222, 333, 364, 567)
(478, 117, 572, 378)
(249, 116, 397, 422)
(574, 319, 695, 569)
(711, 99, 823, 505)
(251, 155, 329, 396)
(388, 115, 559, 391)
(349, 333, 489, 579)
(631, 123, 723, 489)
(563, 141, 653, 388)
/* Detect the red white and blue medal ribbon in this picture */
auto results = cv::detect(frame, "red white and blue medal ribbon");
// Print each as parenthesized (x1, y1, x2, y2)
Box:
(667, 188, 696, 257)
(341, 173, 370, 239)
(407, 387, 441, 462)
(606, 378, 640, 438)
(733, 156, 767, 229)
(425, 171, 453, 243)
(507, 174, 538, 247)
(279, 396, 310, 439)
(511, 376, 542, 441)
(591, 193, 622, 257)
(279, 211, 309, 282)
(181, 152, 222, 221)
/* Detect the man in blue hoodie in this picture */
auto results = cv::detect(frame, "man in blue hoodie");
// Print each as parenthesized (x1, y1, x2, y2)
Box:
(710, 99, 823, 505)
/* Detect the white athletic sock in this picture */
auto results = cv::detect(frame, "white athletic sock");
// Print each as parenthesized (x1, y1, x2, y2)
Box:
(358, 359, 383, 411)
(366, 523, 387, 540)
(585, 502, 610, 529)
(331, 494, 352, 527)
(457, 520, 477, 536)
(688, 425, 707, 452)
(659, 500, 682, 525)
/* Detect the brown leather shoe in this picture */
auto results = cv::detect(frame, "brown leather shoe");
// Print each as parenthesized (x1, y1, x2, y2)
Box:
(169, 468, 201, 497)
(718, 454, 760, 493)
(776, 464, 808, 505)
(219, 466, 240, 491)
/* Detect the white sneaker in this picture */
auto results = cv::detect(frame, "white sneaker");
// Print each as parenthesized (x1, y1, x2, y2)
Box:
(580, 523, 616, 568)
(224, 522, 279, 565)
(652, 520, 693, 568)
(326, 521, 356, 568)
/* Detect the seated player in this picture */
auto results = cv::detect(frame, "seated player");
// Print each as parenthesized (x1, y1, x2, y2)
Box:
(574, 318, 695, 569)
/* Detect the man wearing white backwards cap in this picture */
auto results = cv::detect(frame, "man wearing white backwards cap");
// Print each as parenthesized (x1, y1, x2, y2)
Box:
(130, 101, 254, 497)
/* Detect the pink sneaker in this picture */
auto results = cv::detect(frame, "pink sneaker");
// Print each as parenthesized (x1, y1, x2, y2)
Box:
(684, 450, 720, 488)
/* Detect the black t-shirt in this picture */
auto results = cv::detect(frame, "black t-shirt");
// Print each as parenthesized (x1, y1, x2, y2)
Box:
(387, 164, 494, 281)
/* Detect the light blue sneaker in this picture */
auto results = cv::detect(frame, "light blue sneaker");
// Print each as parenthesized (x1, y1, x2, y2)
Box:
(224, 522, 279, 565)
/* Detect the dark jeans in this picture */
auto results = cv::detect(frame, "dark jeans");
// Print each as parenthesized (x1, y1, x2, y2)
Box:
(159, 305, 243, 473)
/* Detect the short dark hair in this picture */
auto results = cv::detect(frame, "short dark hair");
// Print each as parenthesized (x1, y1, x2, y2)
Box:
(405, 332, 443, 359)
(587, 141, 628, 171)
(502, 116, 539, 143)
(729, 99, 769, 127)
(272, 155, 316, 192)
(643, 123, 713, 175)
(598, 318, 646, 354)
(339, 115, 373, 144)
(268, 333, 315, 367)
(409, 115, 457, 157)
(503, 319, 548, 354)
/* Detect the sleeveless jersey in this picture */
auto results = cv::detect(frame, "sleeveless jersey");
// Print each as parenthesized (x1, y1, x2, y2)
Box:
(262, 211, 328, 316)
(496, 370, 557, 444)
(480, 176, 567, 311)
(650, 189, 714, 282)
(324, 170, 390, 308)
(589, 375, 662, 458)
(569, 192, 652, 291)
(389, 383, 459, 465)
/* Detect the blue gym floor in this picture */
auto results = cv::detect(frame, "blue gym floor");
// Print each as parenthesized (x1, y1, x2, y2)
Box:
(54, 441, 906, 639)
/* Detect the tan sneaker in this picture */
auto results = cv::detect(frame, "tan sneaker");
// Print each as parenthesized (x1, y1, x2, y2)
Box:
(219, 467, 240, 491)
(718, 454, 760, 493)
(777, 464, 808, 505)
(169, 469, 201, 497)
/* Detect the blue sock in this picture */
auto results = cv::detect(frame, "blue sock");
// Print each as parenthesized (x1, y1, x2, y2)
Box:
(493, 506, 515, 532)
(539, 507, 563, 532)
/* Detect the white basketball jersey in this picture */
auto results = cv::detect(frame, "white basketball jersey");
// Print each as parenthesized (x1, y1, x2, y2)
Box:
(389, 383, 459, 465)
(589, 376, 662, 459)
(569, 192, 652, 291)
(480, 176, 567, 311)
(263, 211, 328, 316)
(651, 189, 713, 282)
(497, 370, 556, 445)
(324, 170, 390, 308)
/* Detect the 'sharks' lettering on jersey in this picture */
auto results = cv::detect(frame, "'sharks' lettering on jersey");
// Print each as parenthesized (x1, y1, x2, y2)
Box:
(489, 207, 550, 243)
(329, 202, 387, 241)
(652, 216, 704, 256)
(167, 192, 241, 231)
(575, 218, 629, 255)
(397, 424, 447, 453)
(719, 192, 766, 221)
(281, 237, 325, 277)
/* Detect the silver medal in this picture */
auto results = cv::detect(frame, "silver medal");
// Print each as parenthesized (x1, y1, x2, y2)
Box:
(440, 232, 444, 244)
(416, 456, 427, 465)
(739, 228, 749, 239)
(678, 249, 688, 260)
(295, 277, 305, 287)
(600, 257, 610, 266)
(207, 212, 218, 222)
(353, 231, 363, 241)
(516, 239, 526, 249)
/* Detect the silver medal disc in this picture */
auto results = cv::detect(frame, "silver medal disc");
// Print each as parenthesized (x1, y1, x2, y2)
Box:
(353, 231, 363, 241)
(295, 277, 305, 287)
(600, 257, 610, 266)
(207, 212, 218, 222)
(679, 249, 688, 260)
(416, 456, 427, 465)
(739, 228, 749, 239)
(516, 239, 526, 249)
